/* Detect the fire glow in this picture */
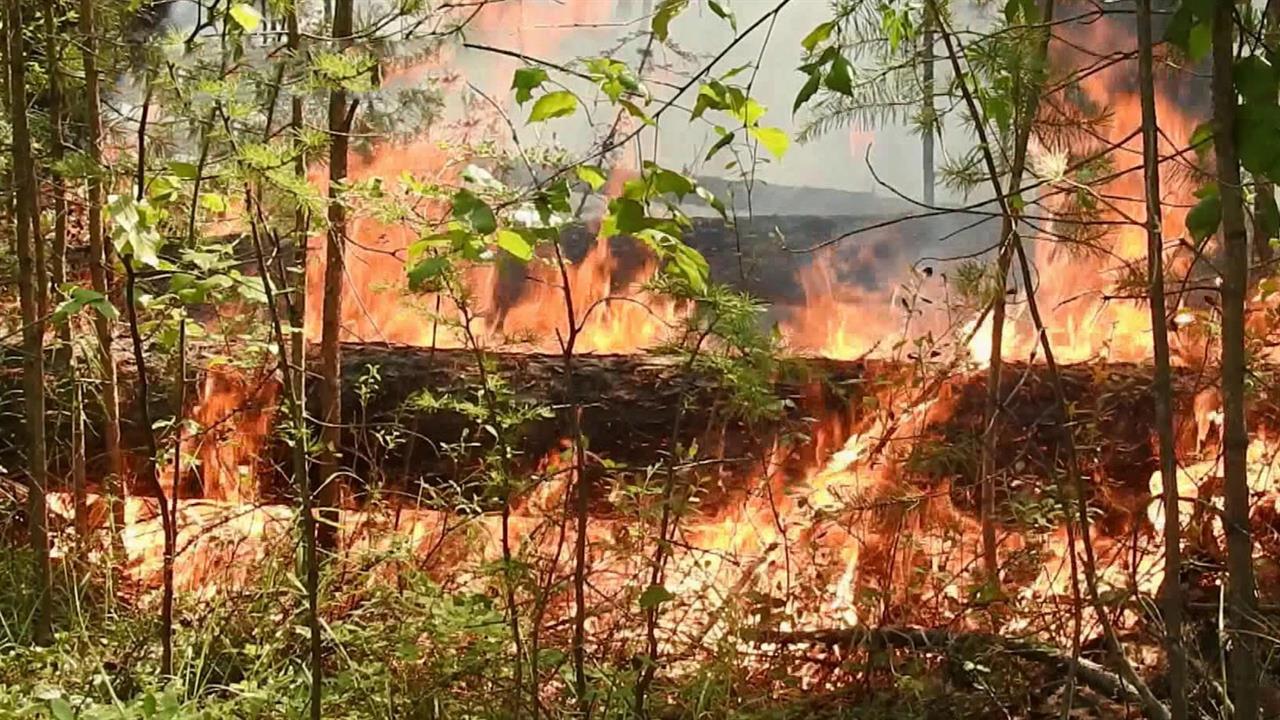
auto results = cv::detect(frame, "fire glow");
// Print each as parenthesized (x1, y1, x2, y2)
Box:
(49, 1, 1280, 685)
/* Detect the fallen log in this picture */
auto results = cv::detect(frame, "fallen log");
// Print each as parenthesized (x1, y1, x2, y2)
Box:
(5, 340, 1275, 521)
(748, 625, 1170, 720)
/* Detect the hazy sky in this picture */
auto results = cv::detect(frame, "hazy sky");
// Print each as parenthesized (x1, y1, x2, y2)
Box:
(451, 0, 962, 202)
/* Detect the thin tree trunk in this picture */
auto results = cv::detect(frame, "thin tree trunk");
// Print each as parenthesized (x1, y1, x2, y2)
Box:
(124, 85, 176, 677)
(7, 0, 52, 647)
(44, 0, 86, 541)
(282, 5, 321, 718)
(976, 0, 1055, 587)
(318, 0, 354, 554)
(1253, 2, 1278, 274)
(81, 0, 126, 564)
(921, 8, 935, 208)
(1136, 1, 1187, 717)
(935, 13, 1170, 719)
(1212, 2, 1260, 717)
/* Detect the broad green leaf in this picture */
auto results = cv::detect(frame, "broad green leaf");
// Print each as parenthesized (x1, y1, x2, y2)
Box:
(728, 97, 765, 126)
(825, 54, 854, 96)
(512, 67, 548, 105)
(528, 90, 578, 122)
(1187, 21, 1211, 62)
(1237, 102, 1280, 178)
(1260, 192, 1280, 240)
(749, 126, 789, 159)
(670, 243, 709, 292)
(709, 0, 737, 31)
(801, 21, 834, 53)
(793, 70, 821, 113)
(452, 189, 498, 234)
(50, 698, 74, 720)
(200, 193, 229, 213)
(1186, 192, 1221, 241)
(1188, 121, 1214, 159)
(407, 256, 451, 291)
(611, 198, 647, 233)
(576, 165, 607, 192)
(1235, 56, 1278, 104)
(169, 161, 199, 179)
(497, 229, 534, 262)
(229, 3, 263, 31)
(652, 0, 689, 42)
(639, 584, 676, 609)
(648, 164, 695, 198)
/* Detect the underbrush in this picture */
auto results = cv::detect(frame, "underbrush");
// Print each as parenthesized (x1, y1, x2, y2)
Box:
(0, 541, 1167, 720)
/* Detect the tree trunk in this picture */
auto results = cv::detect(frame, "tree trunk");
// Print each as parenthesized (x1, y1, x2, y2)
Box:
(123, 84, 176, 678)
(282, 5, 321, 718)
(971, 0, 1055, 586)
(319, 0, 355, 553)
(1136, 1, 1187, 717)
(921, 9, 935, 208)
(81, 0, 127, 563)
(7, 0, 52, 646)
(1211, 2, 1260, 717)
(44, 0, 86, 542)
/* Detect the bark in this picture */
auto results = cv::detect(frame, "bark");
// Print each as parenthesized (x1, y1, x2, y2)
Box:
(7, 0, 52, 646)
(81, 0, 126, 562)
(1211, 2, 1260, 717)
(318, 0, 354, 554)
(1136, 0, 1187, 716)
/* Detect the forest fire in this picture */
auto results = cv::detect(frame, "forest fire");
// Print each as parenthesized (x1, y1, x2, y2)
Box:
(10, 0, 1280, 716)
(58, 1, 1270, 659)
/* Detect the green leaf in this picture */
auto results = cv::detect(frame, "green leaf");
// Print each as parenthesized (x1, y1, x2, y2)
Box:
(793, 70, 821, 114)
(801, 21, 835, 53)
(639, 584, 676, 610)
(1189, 121, 1214, 158)
(1236, 56, 1278, 104)
(611, 198, 647, 233)
(1186, 192, 1221, 241)
(407, 256, 451, 291)
(706, 128, 736, 160)
(496, 229, 534, 262)
(670, 243, 709, 292)
(652, 0, 689, 42)
(512, 67, 549, 105)
(169, 161, 199, 179)
(49, 697, 73, 720)
(619, 99, 655, 126)
(1187, 21, 1211, 63)
(696, 185, 728, 219)
(199, 193, 229, 213)
(528, 90, 578, 122)
(825, 54, 853, 96)
(452, 189, 497, 234)
(708, 0, 737, 31)
(749, 126, 789, 159)
(1237, 102, 1280, 178)
(229, 3, 263, 31)
(649, 164, 696, 198)
(1260, 192, 1280, 240)
(576, 165, 607, 192)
